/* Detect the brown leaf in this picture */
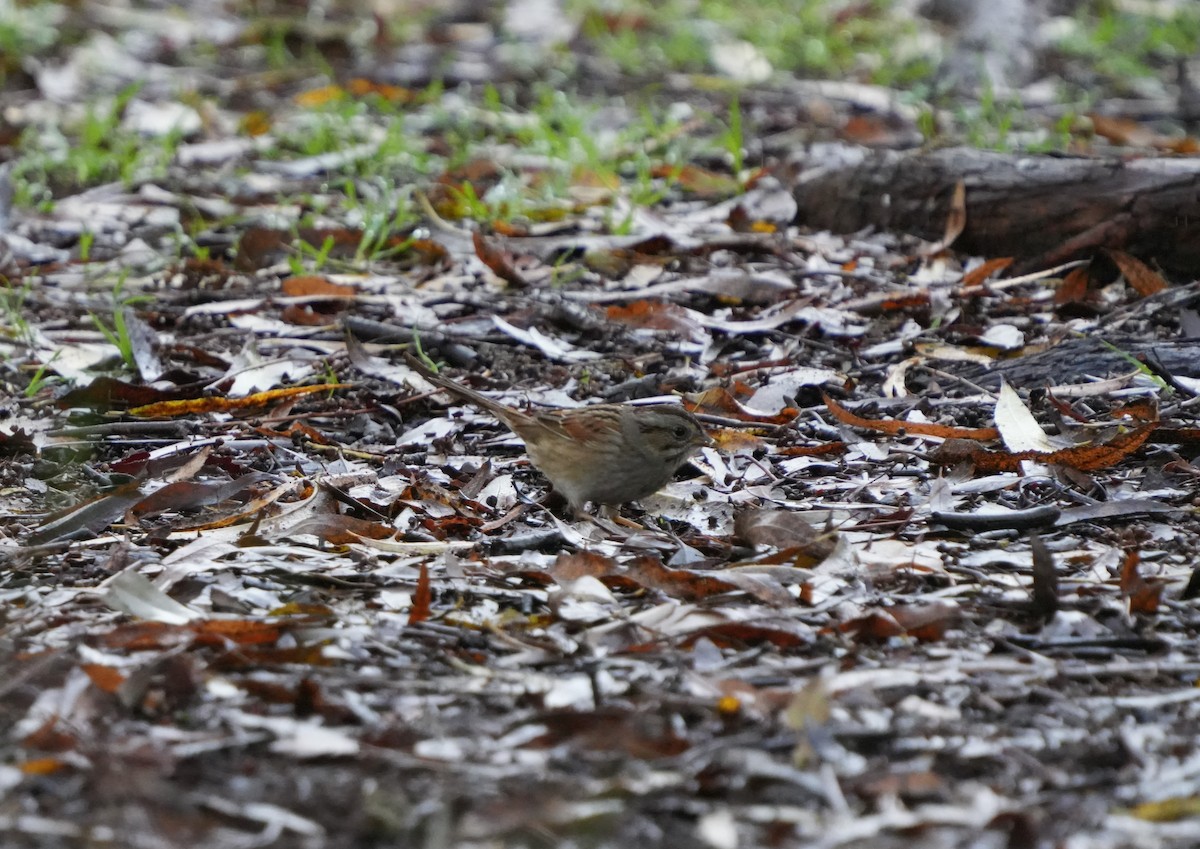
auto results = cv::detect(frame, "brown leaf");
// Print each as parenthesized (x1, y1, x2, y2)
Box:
(57, 376, 187, 412)
(1030, 422, 1157, 471)
(1107, 249, 1168, 297)
(1089, 114, 1159, 147)
(839, 602, 958, 642)
(286, 514, 396, 545)
(822, 392, 999, 440)
(726, 204, 777, 233)
(961, 257, 1014, 289)
(605, 300, 700, 334)
(528, 707, 689, 758)
(890, 601, 959, 641)
(929, 422, 1156, 473)
(21, 718, 77, 752)
(190, 620, 288, 646)
(841, 113, 900, 146)
(1054, 264, 1093, 305)
(130, 473, 271, 519)
(877, 291, 932, 312)
(209, 644, 329, 671)
(0, 427, 37, 457)
(690, 386, 799, 425)
(859, 771, 945, 800)
(624, 555, 739, 601)
(552, 550, 620, 580)
(473, 231, 528, 288)
(1120, 550, 1162, 615)
(1148, 427, 1200, 446)
(679, 622, 808, 650)
(280, 303, 337, 326)
(345, 78, 415, 104)
(281, 275, 357, 297)
(777, 442, 847, 458)
(95, 619, 290, 651)
(30, 478, 146, 545)
(1112, 399, 1158, 423)
(1030, 534, 1059, 617)
(409, 561, 432, 625)
(82, 663, 128, 695)
(922, 179, 966, 255)
(734, 509, 836, 564)
(94, 621, 187, 651)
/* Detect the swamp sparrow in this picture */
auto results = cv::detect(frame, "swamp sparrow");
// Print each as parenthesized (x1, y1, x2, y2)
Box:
(404, 352, 712, 511)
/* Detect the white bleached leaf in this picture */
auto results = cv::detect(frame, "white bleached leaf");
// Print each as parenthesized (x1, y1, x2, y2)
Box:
(491, 315, 599, 362)
(696, 809, 739, 849)
(979, 324, 1025, 350)
(994, 380, 1056, 453)
(710, 38, 773, 83)
(102, 569, 200, 624)
(230, 711, 358, 758)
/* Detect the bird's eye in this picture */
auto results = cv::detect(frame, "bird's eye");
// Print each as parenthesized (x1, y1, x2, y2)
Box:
(672, 425, 688, 440)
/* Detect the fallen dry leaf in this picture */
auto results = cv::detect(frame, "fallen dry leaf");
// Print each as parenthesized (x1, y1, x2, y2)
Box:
(822, 392, 999, 440)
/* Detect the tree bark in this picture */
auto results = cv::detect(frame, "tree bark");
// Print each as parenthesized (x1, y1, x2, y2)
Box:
(791, 147, 1200, 275)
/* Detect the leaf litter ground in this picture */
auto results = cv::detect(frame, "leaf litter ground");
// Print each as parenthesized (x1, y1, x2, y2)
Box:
(4, 3, 1200, 848)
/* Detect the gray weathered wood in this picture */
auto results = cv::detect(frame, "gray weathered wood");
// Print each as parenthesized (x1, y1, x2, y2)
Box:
(791, 147, 1200, 274)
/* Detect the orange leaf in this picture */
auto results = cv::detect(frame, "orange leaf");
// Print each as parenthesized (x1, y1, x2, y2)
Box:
(1055, 265, 1093, 305)
(281, 303, 337, 326)
(345, 78, 414, 103)
(282, 275, 358, 297)
(625, 555, 739, 601)
(937, 180, 967, 252)
(210, 644, 329, 670)
(961, 257, 1014, 289)
(240, 111, 272, 136)
(1120, 550, 1162, 615)
(1089, 114, 1160, 147)
(1107, 249, 1168, 297)
(553, 550, 619, 580)
(841, 114, 897, 145)
(130, 384, 348, 417)
(606, 300, 699, 334)
(838, 602, 957, 642)
(21, 718, 76, 752)
(409, 562, 432, 625)
(473, 231, 528, 288)
(691, 386, 799, 425)
(82, 663, 127, 694)
(192, 620, 288, 646)
(930, 422, 1157, 473)
(822, 392, 999, 440)
(294, 84, 345, 108)
(21, 758, 69, 776)
(879, 291, 932, 312)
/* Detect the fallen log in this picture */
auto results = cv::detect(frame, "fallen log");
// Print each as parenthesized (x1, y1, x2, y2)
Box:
(791, 146, 1200, 275)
